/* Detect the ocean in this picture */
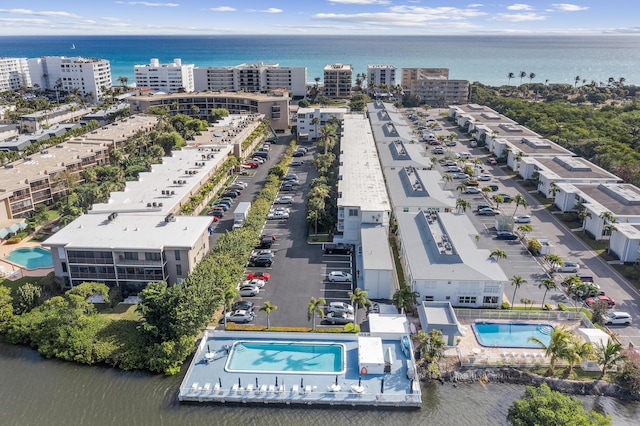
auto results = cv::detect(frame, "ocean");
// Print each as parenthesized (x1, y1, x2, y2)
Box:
(1, 34, 639, 87)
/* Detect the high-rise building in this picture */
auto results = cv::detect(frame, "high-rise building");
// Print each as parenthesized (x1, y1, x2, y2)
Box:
(367, 65, 397, 88)
(28, 56, 112, 103)
(323, 64, 352, 98)
(401, 68, 469, 106)
(193, 62, 307, 97)
(134, 58, 195, 93)
(0, 57, 31, 91)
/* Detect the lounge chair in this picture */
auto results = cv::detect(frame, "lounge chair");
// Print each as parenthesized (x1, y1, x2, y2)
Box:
(268, 384, 275, 394)
(304, 385, 312, 395)
(203, 383, 211, 392)
(245, 384, 254, 394)
(190, 382, 199, 392)
(214, 383, 221, 392)
(259, 385, 267, 394)
(231, 384, 238, 393)
(291, 385, 299, 395)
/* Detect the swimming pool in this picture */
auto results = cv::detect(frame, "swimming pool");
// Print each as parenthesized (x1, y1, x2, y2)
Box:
(5, 247, 53, 269)
(225, 341, 346, 375)
(472, 322, 553, 348)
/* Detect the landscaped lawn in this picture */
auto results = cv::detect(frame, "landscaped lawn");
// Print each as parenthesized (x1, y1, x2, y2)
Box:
(96, 303, 142, 321)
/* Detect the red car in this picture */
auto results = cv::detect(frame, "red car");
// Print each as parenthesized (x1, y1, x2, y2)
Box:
(428, 140, 441, 145)
(243, 161, 259, 168)
(247, 272, 270, 282)
(487, 157, 497, 165)
(586, 295, 615, 307)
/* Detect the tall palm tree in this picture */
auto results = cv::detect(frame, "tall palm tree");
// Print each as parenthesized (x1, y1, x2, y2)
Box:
(510, 275, 527, 309)
(507, 72, 515, 86)
(260, 301, 277, 329)
(574, 75, 581, 88)
(594, 339, 623, 379)
(538, 278, 557, 308)
(456, 198, 471, 213)
(544, 253, 563, 271)
(348, 287, 372, 327)
(318, 125, 335, 155)
(223, 287, 240, 328)
(308, 185, 330, 236)
(307, 297, 326, 331)
(456, 183, 467, 194)
(528, 72, 536, 84)
(576, 204, 592, 233)
(511, 194, 528, 217)
(563, 336, 592, 377)
(528, 325, 571, 375)
(519, 71, 527, 85)
(493, 194, 505, 210)
(443, 174, 453, 189)
(548, 181, 559, 198)
(310, 117, 320, 140)
(392, 286, 420, 314)
(490, 248, 507, 262)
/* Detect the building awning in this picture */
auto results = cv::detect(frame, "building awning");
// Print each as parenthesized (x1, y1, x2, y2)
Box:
(0, 219, 27, 238)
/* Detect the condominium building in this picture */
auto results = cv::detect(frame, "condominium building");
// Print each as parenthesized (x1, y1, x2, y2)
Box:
(28, 56, 112, 103)
(324, 64, 352, 98)
(401, 68, 469, 106)
(367, 65, 397, 88)
(296, 107, 348, 141)
(135, 58, 195, 93)
(128, 92, 290, 131)
(0, 57, 31, 91)
(193, 62, 307, 96)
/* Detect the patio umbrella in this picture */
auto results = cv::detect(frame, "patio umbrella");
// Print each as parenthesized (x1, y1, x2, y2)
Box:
(301, 378, 303, 388)
(358, 376, 362, 387)
(381, 378, 385, 394)
(335, 375, 338, 386)
(410, 379, 414, 394)
(238, 377, 241, 387)
(207, 344, 210, 354)
(218, 378, 222, 387)
(0, 228, 8, 239)
(275, 377, 278, 387)
(256, 377, 259, 388)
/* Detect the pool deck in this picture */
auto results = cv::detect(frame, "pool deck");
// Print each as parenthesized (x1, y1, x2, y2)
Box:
(0, 239, 53, 279)
(178, 330, 422, 409)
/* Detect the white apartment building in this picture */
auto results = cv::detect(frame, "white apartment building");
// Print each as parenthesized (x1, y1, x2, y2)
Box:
(0, 57, 31, 91)
(193, 62, 307, 96)
(324, 64, 352, 98)
(135, 58, 195, 93)
(367, 65, 397, 88)
(28, 56, 112, 103)
(296, 107, 348, 141)
(401, 68, 468, 106)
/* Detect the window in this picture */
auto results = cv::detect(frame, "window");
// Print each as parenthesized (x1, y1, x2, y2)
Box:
(124, 252, 138, 261)
(61, 262, 68, 273)
(348, 209, 358, 217)
(483, 296, 498, 304)
(145, 252, 161, 261)
(176, 264, 182, 276)
(403, 207, 409, 213)
(175, 251, 181, 261)
(458, 296, 477, 304)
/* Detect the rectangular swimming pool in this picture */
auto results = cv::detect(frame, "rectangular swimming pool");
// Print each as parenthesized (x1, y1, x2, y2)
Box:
(472, 322, 553, 348)
(225, 341, 346, 375)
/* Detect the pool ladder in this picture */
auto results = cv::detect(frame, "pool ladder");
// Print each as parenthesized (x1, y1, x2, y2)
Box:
(537, 325, 553, 335)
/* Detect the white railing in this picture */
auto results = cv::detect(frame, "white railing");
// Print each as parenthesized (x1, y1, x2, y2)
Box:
(454, 308, 595, 328)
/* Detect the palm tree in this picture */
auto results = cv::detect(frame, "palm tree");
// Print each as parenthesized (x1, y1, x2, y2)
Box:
(528, 72, 536, 84)
(308, 185, 330, 237)
(260, 301, 277, 329)
(443, 174, 453, 189)
(519, 71, 527, 85)
(538, 278, 557, 308)
(563, 336, 592, 377)
(318, 125, 335, 155)
(574, 75, 581, 88)
(456, 198, 471, 213)
(563, 274, 584, 312)
(507, 72, 515, 86)
(529, 325, 571, 375)
(456, 183, 467, 194)
(510, 275, 527, 309)
(348, 287, 372, 327)
(118, 76, 129, 88)
(392, 286, 420, 314)
(544, 253, 563, 271)
(548, 181, 559, 198)
(493, 194, 504, 210)
(490, 248, 507, 262)
(415, 329, 445, 363)
(575, 203, 592, 232)
(307, 297, 326, 331)
(223, 287, 240, 328)
(310, 117, 320, 140)
(594, 339, 623, 379)
(511, 194, 528, 217)
(517, 224, 532, 237)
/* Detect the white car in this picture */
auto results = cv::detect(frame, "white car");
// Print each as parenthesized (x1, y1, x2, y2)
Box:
(554, 261, 580, 273)
(327, 302, 354, 315)
(242, 278, 266, 288)
(456, 151, 471, 159)
(238, 285, 260, 297)
(464, 187, 481, 194)
(452, 173, 469, 180)
(514, 215, 531, 224)
(447, 166, 462, 173)
(233, 181, 248, 188)
(326, 312, 355, 325)
(272, 207, 291, 214)
(226, 309, 255, 323)
(605, 312, 631, 326)
(267, 211, 290, 220)
(328, 271, 352, 282)
(275, 196, 294, 204)
(478, 174, 492, 181)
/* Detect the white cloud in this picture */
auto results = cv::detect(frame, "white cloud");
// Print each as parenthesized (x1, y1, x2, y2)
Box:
(0, 8, 81, 18)
(328, 0, 391, 4)
(0, 17, 50, 25)
(209, 7, 236, 12)
(507, 4, 534, 11)
(261, 8, 283, 13)
(116, 1, 179, 7)
(490, 12, 546, 22)
(467, 3, 484, 7)
(551, 3, 589, 12)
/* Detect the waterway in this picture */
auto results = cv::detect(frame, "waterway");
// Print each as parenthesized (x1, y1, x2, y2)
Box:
(1, 341, 638, 425)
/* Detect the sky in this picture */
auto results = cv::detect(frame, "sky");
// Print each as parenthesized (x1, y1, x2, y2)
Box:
(0, 1, 637, 36)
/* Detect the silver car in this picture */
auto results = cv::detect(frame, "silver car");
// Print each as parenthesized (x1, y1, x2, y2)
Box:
(326, 312, 355, 325)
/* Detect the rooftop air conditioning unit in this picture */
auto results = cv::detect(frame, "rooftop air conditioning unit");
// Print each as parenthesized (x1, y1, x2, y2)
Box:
(152, 202, 157, 207)
(171, 191, 175, 195)
(147, 203, 152, 207)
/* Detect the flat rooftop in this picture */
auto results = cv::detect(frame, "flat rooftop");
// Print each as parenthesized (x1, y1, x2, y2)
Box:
(43, 213, 212, 250)
(338, 114, 390, 212)
(384, 166, 457, 211)
(452, 104, 516, 124)
(572, 183, 640, 216)
(502, 136, 573, 156)
(533, 156, 621, 181)
(178, 330, 421, 409)
(360, 224, 394, 271)
(67, 114, 159, 144)
(396, 211, 508, 282)
(481, 122, 539, 138)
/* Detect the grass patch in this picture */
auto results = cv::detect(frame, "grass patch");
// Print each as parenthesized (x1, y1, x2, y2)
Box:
(389, 234, 406, 287)
(0, 275, 43, 295)
(307, 233, 331, 243)
(97, 304, 142, 321)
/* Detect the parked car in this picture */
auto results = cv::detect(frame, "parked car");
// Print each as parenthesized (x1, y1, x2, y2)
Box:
(251, 157, 265, 164)
(464, 187, 481, 194)
(493, 193, 512, 203)
(487, 157, 497, 165)
(232, 301, 255, 311)
(429, 140, 442, 146)
(252, 249, 275, 258)
(478, 174, 492, 181)
(586, 295, 615, 307)
(456, 151, 471, 159)
(465, 179, 479, 187)
(605, 312, 632, 325)
(222, 191, 239, 198)
(248, 257, 273, 267)
(281, 182, 295, 191)
(326, 312, 355, 325)
(445, 140, 457, 147)
(443, 160, 457, 167)
(212, 203, 229, 211)
(487, 184, 499, 191)
(238, 285, 260, 297)
(554, 261, 580, 273)
(327, 301, 354, 315)
(211, 210, 224, 218)
(290, 160, 304, 167)
(253, 151, 269, 159)
(228, 184, 245, 191)
(257, 238, 273, 249)
(243, 278, 266, 288)
(453, 173, 470, 180)
(496, 231, 518, 240)
(477, 208, 500, 216)
(324, 243, 353, 254)
(514, 215, 531, 224)
(292, 151, 305, 157)
(226, 309, 255, 323)
(328, 271, 352, 282)
(432, 147, 444, 154)
(283, 174, 298, 181)
(267, 211, 290, 220)
(243, 162, 259, 169)
(296, 147, 308, 153)
(476, 203, 492, 211)
(246, 271, 270, 281)
(275, 196, 294, 204)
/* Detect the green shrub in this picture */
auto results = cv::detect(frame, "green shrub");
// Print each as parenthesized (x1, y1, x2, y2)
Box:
(543, 303, 553, 311)
(500, 301, 511, 310)
(558, 302, 568, 311)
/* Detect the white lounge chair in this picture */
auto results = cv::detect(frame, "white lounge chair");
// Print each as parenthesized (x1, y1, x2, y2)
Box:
(245, 384, 254, 394)
(203, 383, 211, 392)
(231, 384, 238, 393)
(259, 385, 267, 394)
(214, 383, 221, 392)
(304, 385, 312, 395)
(190, 382, 199, 392)
(267, 385, 275, 394)
(291, 385, 299, 395)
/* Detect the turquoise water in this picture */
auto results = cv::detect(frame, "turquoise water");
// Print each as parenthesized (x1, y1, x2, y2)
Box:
(1, 35, 639, 86)
(6, 247, 53, 269)
(225, 341, 344, 374)
(472, 322, 553, 349)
